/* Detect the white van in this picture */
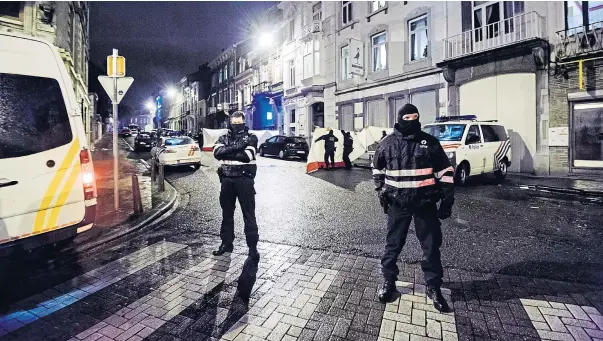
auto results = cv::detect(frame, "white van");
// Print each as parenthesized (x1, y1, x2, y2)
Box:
(422, 115, 512, 185)
(0, 32, 97, 255)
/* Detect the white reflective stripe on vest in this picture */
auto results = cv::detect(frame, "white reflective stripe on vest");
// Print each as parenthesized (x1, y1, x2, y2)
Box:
(440, 176, 454, 183)
(372, 168, 385, 175)
(385, 168, 433, 176)
(434, 166, 454, 179)
(221, 160, 256, 165)
(385, 178, 436, 188)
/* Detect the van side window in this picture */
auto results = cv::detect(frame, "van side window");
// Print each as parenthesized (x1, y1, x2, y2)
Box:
(466, 125, 482, 144)
(491, 125, 508, 141)
(481, 125, 498, 142)
(0, 74, 73, 159)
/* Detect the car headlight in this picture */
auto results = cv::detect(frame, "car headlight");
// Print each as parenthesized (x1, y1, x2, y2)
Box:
(446, 152, 455, 159)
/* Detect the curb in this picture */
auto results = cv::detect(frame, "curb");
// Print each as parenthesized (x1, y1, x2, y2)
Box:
(70, 159, 179, 254)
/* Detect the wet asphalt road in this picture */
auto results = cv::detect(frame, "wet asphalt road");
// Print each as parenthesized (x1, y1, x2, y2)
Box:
(123, 136, 603, 284)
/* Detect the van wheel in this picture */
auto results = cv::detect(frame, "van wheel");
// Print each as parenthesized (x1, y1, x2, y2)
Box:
(495, 159, 508, 181)
(259, 147, 265, 157)
(194, 163, 201, 170)
(455, 163, 469, 186)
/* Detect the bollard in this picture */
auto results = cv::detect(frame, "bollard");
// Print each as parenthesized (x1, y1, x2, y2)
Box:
(158, 163, 165, 192)
(132, 174, 143, 215)
(150, 158, 156, 182)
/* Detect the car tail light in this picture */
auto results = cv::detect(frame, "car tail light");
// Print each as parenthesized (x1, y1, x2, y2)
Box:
(80, 149, 97, 201)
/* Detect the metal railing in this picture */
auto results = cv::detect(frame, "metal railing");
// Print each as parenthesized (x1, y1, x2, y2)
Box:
(302, 20, 322, 38)
(554, 21, 603, 60)
(444, 11, 544, 60)
(253, 81, 270, 94)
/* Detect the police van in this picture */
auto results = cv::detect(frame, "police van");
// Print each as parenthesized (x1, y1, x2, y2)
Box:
(422, 115, 512, 185)
(0, 32, 97, 255)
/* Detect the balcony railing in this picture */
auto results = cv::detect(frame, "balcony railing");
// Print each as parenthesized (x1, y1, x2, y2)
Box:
(554, 21, 603, 60)
(253, 81, 270, 94)
(302, 20, 322, 38)
(444, 11, 543, 60)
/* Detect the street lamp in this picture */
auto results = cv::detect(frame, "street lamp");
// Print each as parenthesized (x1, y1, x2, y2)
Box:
(166, 87, 177, 98)
(258, 31, 274, 49)
(145, 100, 155, 111)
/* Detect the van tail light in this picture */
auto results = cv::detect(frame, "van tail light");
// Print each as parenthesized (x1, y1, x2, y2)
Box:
(80, 149, 97, 201)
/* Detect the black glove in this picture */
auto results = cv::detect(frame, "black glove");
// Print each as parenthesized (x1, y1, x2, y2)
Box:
(437, 199, 453, 219)
(377, 188, 390, 214)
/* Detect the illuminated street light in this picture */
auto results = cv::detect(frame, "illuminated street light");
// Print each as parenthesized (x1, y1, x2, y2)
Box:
(166, 87, 177, 98)
(145, 100, 155, 111)
(258, 31, 274, 49)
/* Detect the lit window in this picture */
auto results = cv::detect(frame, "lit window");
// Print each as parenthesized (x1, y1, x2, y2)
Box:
(288, 60, 296, 88)
(341, 46, 350, 80)
(409, 16, 428, 61)
(342, 1, 353, 25)
(371, 0, 386, 12)
(303, 40, 320, 79)
(371, 32, 387, 71)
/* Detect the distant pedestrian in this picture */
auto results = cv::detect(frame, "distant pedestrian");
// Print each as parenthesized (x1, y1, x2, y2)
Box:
(341, 130, 354, 170)
(197, 129, 204, 148)
(212, 111, 260, 262)
(381, 130, 387, 140)
(315, 130, 338, 170)
(372, 104, 455, 312)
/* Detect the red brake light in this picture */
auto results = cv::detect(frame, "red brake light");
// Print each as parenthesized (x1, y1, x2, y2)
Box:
(80, 149, 97, 201)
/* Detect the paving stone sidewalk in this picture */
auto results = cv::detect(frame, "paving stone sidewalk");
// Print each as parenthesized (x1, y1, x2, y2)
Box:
(0, 235, 602, 341)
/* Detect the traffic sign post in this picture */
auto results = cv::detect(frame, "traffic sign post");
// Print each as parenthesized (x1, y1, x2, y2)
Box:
(98, 48, 133, 211)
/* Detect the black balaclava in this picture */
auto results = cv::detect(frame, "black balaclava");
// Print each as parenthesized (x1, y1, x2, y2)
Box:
(229, 112, 246, 134)
(396, 103, 421, 136)
(328, 130, 334, 136)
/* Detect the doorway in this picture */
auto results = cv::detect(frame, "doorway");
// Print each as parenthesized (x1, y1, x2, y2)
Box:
(572, 102, 603, 169)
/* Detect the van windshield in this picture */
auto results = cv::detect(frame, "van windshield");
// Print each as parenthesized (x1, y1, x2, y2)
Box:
(422, 124, 466, 142)
(0, 73, 72, 159)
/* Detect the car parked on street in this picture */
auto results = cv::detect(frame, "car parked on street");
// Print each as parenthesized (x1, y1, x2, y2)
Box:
(422, 115, 512, 185)
(119, 128, 132, 137)
(259, 135, 309, 160)
(150, 136, 202, 169)
(134, 132, 153, 152)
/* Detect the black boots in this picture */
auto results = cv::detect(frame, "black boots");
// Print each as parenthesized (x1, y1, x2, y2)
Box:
(212, 244, 233, 256)
(427, 286, 451, 313)
(377, 279, 396, 303)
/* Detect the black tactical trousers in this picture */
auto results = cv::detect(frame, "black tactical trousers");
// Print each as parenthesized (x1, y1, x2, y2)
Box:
(219, 176, 259, 249)
(324, 150, 335, 168)
(343, 147, 353, 169)
(381, 202, 443, 288)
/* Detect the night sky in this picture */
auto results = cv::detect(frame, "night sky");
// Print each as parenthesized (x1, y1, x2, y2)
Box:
(90, 1, 277, 110)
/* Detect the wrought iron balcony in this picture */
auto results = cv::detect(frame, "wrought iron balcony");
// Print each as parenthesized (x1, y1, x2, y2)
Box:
(253, 81, 270, 94)
(554, 21, 603, 60)
(302, 20, 322, 39)
(444, 11, 544, 60)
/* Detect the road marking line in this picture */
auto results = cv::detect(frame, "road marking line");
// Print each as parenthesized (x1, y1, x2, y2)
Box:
(73, 250, 248, 341)
(0, 241, 187, 337)
(122, 138, 134, 152)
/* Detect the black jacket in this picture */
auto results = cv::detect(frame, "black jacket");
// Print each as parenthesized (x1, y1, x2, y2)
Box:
(315, 134, 338, 151)
(213, 128, 258, 178)
(372, 129, 454, 207)
(343, 133, 354, 149)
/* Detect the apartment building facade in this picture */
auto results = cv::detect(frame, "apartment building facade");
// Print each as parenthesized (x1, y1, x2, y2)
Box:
(209, 45, 238, 129)
(1, 1, 91, 129)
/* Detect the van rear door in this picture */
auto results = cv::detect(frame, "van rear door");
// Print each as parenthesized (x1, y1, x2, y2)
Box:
(0, 35, 85, 244)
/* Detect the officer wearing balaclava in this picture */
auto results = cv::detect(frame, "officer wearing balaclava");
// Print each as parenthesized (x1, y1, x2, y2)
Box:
(212, 111, 260, 263)
(315, 129, 339, 170)
(371, 104, 455, 312)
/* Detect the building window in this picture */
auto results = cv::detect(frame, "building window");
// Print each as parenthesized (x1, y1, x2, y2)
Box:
(288, 19, 295, 41)
(224, 66, 228, 80)
(410, 90, 437, 124)
(473, 1, 525, 40)
(565, 1, 602, 29)
(219, 68, 223, 83)
(342, 1, 353, 25)
(341, 46, 350, 80)
(274, 57, 282, 83)
(371, 32, 387, 72)
(291, 109, 296, 123)
(313, 2, 323, 21)
(303, 40, 320, 79)
(260, 63, 268, 83)
(409, 15, 428, 61)
(371, 0, 386, 12)
(367, 100, 387, 128)
(288, 60, 296, 88)
(0, 2, 21, 17)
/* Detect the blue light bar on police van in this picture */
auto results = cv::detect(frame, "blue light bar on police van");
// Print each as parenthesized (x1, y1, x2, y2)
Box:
(435, 115, 477, 122)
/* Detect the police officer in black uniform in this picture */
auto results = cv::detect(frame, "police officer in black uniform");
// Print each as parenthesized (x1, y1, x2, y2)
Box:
(212, 111, 260, 262)
(341, 130, 354, 170)
(372, 104, 455, 312)
(315, 130, 339, 170)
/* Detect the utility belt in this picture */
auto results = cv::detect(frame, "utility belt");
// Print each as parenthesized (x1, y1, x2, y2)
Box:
(217, 167, 255, 182)
(220, 160, 256, 165)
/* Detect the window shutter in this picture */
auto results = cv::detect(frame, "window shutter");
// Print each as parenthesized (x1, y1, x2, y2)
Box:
(461, 1, 472, 32)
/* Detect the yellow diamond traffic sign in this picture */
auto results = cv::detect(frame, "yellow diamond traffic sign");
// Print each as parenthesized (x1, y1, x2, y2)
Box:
(107, 55, 126, 77)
